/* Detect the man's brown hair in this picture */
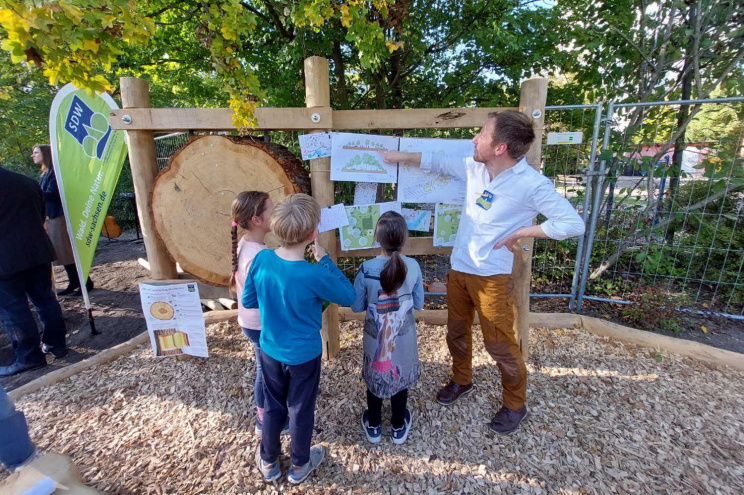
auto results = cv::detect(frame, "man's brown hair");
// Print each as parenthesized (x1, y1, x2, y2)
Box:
(486, 110, 535, 160)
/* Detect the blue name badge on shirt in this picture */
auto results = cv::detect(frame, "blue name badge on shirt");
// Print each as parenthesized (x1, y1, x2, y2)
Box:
(476, 190, 494, 210)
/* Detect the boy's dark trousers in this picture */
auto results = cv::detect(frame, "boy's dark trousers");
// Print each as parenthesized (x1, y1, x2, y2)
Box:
(259, 350, 321, 467)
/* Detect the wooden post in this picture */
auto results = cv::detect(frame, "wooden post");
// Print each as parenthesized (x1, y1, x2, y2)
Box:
(120, 78, 178, 280)
(304, 57, 341, 360)
(513, 78, 548, 361)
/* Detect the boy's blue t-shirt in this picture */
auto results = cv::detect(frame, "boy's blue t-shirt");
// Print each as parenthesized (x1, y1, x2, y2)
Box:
(242, 250, 355, 365)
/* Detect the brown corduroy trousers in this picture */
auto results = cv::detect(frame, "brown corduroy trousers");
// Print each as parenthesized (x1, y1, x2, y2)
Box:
(446, 270, 527, 410)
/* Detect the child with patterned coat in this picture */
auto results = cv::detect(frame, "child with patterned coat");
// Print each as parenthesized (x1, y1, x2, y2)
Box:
(352, 211, 424, 445)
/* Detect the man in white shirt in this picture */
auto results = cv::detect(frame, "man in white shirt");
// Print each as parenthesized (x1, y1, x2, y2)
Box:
(379, 111, 585, 434)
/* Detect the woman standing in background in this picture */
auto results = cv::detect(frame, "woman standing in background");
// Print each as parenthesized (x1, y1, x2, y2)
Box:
(32, 144, 93, 296)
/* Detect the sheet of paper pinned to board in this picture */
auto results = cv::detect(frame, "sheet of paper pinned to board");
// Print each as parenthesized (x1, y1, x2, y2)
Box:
(401, 207, 432, 232)
(338, 201, 401, 251)
(397, 137, 471, 203)
(298, 132, 332, 160)
(433, 203, 464, 247)
(331, 132, 399, 183)
(353, 182, 378, 205)
(318, 203, 350, 233)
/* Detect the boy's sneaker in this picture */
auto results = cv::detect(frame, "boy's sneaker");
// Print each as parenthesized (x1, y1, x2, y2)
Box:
(361, 410, 382, 444)
(391, 409, 413, 445)
(288, 445, 325, 484)
(255, 418, 290, 437)
(254, 444, 281, 482)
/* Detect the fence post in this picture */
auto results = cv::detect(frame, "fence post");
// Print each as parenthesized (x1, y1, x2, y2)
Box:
(577, 101, 615, 311)
(120, 77, 178, 280)
(569, 101, 604, 310)
(304, 56, 341, 360)
(513, 78, 548, 361)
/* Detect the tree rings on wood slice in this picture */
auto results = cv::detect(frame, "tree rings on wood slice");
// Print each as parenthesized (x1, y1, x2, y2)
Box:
(152, 135, 309, 286)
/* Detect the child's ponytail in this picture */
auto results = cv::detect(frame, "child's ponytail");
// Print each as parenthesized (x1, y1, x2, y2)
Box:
(229, 191, 270, 293)
(376, 211, 409, 294)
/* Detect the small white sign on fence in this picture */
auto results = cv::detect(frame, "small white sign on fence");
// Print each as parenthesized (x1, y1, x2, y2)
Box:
(547, 131, 583, 145)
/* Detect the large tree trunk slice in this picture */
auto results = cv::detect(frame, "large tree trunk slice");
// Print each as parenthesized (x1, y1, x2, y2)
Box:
(152, 135, 309, 286)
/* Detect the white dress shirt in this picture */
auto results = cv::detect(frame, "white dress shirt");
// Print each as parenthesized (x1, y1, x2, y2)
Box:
(421, 153, 585, 276)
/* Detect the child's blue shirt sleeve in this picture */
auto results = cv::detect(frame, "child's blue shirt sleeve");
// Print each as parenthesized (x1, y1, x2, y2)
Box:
(351, 266, 367, 312)
(314, 255, 355, 307)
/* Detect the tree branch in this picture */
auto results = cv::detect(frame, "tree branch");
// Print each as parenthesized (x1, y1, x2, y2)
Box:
(258, 1, 295, 40)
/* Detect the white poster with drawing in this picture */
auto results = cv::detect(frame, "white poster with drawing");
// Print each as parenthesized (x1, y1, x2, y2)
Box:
(331, 132, 399, 183)
(298, 132, 332, 160)
(353, 182, 378, 205)
(401, 207, 432, 232)
(139, 282, 209, 358)
(318, 203, 349, 233)
(398, 138, 472, 203)
(433, 203, 464, 247)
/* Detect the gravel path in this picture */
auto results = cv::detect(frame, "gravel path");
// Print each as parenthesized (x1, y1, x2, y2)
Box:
(7, 321, 744, 494)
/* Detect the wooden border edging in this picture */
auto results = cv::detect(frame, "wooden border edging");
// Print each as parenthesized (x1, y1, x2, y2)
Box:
(8, 332, 150, 401)
(579, 315, 744, 371)
(338, 308, 744, 371)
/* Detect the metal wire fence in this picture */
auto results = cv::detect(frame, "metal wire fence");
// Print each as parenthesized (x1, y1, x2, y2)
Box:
(154, 132, 191, 171)
(578, 98, 744, 319)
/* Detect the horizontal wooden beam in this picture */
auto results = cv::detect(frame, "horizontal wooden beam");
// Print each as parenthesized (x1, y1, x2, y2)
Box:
(110, 107, 333, 131)
(110, 107, 519, 131)
(336, 237, 452, 257)
(332, 107, 519, 130)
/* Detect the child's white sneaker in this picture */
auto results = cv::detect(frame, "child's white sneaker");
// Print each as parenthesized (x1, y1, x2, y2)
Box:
(361, 410, 382, 444)
(391, 409, 413, 445)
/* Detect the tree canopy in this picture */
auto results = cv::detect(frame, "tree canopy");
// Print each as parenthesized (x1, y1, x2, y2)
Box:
(0, 0, 742, 168)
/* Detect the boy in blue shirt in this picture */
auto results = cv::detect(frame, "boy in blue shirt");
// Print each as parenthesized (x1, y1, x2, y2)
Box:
(242, 193, 355, 484)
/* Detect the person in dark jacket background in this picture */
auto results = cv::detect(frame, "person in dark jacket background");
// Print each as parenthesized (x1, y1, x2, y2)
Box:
(0, 166, 68, 377)
(33, 144, 94, 295)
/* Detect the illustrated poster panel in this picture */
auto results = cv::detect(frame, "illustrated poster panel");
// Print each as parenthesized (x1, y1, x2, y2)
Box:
(331, 132, 399, 183)
(398, 137, 471, 203)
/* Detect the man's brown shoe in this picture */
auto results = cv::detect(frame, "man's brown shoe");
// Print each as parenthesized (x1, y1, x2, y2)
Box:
(488, 405, 529, 435)
(435, 380, 474, 405)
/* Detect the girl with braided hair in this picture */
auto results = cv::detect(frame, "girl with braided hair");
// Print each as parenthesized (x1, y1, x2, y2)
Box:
(229, 191, 274, 435)
(352, 211, 424, 445)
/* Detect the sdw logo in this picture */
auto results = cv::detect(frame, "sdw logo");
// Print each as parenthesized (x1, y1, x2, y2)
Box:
(64, 95, 112, 159)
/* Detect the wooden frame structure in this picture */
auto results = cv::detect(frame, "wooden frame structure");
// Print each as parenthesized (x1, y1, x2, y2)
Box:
(114, 56, 547, 360)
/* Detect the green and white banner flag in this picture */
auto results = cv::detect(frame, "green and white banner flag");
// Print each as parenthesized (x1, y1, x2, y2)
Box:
(49, 84, 128, 305)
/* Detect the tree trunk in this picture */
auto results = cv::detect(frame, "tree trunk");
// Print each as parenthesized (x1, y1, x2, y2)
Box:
(665, 3, 696, 243)
(332, 40, 349, 109)
(151, 135, 309, 286)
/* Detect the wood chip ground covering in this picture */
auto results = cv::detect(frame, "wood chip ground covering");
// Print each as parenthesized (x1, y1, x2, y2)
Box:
(5, 321, 744, 494)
